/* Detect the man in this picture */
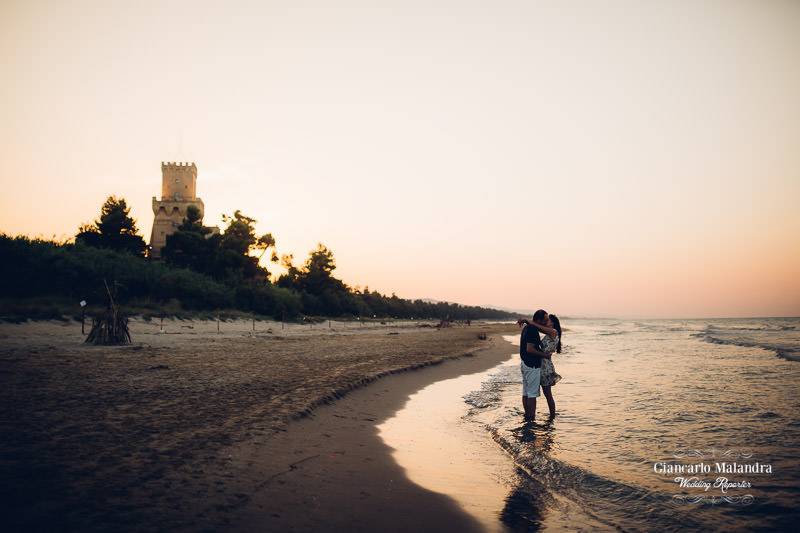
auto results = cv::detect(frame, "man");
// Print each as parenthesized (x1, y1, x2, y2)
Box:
(518, 309, 552, 421)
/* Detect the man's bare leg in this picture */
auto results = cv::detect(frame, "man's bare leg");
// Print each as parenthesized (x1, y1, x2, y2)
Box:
(523, 396, 537, 421)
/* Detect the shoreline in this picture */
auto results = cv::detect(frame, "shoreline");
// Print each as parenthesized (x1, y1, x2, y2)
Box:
(222, 334, 517, 532)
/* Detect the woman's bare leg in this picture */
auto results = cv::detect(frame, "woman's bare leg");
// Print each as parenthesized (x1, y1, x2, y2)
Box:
(542, 386, 556, 417)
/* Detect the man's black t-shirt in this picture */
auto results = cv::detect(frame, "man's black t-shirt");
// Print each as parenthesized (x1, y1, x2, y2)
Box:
(520, 325, 542, 369)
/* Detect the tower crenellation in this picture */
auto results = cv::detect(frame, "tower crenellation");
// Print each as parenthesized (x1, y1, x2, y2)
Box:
(160, 161, 198, 200)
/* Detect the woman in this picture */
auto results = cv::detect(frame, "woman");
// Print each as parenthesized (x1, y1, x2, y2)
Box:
(519, 312, 562, 417)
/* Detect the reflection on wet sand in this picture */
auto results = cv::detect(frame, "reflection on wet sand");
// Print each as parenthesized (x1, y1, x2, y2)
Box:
(377, 350, 522, 532)
(498, 423, 554, 531)
(378, 343, 605, 531)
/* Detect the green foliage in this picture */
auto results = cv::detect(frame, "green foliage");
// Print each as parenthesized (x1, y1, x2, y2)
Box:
(0, 234, 233, 312)
(220, 210, 257, 256)
(183, 205, 203, 227)
(277, 243, 513, 320)
(234, 283, 302, 318)
(2, 199, 514, 321)
(277, 243, 354, 316)
(161, 207, 220, 276)
(75, 196, 146, 257)
(163, 209, 277, 284)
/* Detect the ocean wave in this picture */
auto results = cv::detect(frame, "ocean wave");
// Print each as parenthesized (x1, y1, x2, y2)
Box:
(696, 333, 800, 362)
(706, 325, 796, 332)
(462, 361, 706, 531)
(463, 372, 517, 410)
(691, 323, 800, 362)
(464, 320, 800, 531)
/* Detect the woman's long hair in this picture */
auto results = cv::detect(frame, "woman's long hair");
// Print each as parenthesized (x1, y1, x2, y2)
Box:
(550, 314, 563, 353)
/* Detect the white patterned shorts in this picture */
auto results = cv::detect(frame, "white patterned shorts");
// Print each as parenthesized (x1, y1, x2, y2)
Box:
(520, 361, 541, 398)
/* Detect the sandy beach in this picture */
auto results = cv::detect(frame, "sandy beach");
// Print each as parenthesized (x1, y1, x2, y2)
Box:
(226, 331, 518, 533)
(0, 318, 516, 531)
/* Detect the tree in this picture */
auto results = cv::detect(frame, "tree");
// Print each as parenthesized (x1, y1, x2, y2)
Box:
(216, 210, 277, 282)
(179, 205, 205, 231)
(162, 205, 219, 273)
(76, 196, 146, 257)
(278, 244, 336, 293)
(301, 244, 339, 294)
(277, 244, 356, 316)
(164, 209, 278, 283)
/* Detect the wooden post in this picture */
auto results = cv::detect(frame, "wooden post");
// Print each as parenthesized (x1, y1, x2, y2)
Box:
(160, 316, 164, 333)
(217, 315, 220, 334)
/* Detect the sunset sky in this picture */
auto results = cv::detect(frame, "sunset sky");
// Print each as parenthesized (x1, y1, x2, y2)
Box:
(1, 0, 798, 318)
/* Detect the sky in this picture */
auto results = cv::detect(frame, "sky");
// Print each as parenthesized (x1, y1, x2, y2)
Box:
(1, 0, 798, 318)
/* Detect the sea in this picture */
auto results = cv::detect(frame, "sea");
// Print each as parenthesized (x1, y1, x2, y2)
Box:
(459, 318, 800, 531)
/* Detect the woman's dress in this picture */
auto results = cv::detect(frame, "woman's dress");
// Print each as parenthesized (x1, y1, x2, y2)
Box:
(539, 334, 562, 387)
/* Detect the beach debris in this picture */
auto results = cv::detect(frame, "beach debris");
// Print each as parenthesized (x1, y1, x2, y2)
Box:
(477, 332, 487, 340)
(84, 280, 131, 345)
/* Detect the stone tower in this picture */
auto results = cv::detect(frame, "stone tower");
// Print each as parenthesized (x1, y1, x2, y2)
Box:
(150, 162, 206, 258)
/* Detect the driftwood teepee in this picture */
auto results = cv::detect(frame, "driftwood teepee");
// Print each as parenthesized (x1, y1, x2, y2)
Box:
(84, 280, 131, 345)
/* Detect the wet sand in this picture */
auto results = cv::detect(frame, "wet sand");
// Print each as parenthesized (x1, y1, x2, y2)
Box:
(376, 344, 521, 532)
(0, 318, 515, 531)
(225, 333, 517, 532)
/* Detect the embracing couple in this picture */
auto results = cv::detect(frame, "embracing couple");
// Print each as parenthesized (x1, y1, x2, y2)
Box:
(517, 310, 562, 421)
